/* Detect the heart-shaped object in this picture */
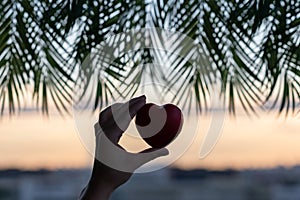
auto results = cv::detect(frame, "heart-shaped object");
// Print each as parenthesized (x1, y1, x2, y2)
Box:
(135, 103, 184, 148)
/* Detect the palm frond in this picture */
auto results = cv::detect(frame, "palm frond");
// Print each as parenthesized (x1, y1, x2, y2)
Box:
(0, 0, 299, 115)
(0, 0, 73, 115)
(255, 0, 300, 115)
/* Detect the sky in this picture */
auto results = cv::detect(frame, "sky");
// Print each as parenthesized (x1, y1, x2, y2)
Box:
(0, 110, 299, 170)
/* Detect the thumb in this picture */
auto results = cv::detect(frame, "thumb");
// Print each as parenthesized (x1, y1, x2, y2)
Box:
(132, 148, 169, 170)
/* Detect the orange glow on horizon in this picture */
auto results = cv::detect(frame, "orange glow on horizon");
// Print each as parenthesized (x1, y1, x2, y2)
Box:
(0, 112, 299, 170)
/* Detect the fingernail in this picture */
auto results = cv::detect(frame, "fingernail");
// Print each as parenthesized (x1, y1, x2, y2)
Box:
(132, 95, 146, 102)
(138, 95, 146, 100)
(137, 95, 146, 104)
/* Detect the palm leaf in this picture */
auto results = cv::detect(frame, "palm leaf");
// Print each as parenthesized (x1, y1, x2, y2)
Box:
(0, 0, 299, 115)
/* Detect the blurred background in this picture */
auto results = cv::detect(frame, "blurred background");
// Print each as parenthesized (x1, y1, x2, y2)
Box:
(1, 112, 300, 200)
(0, 0, 299, 199)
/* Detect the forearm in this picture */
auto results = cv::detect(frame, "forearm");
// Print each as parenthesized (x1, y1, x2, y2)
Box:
(79, 159, 115, 200)
(79, 181, 112, 200)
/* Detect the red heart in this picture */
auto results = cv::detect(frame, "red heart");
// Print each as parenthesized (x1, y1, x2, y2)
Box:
(135, 103, 183, 148)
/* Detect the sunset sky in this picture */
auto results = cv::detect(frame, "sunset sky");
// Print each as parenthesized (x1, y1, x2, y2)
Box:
(0, 109, 299, 170)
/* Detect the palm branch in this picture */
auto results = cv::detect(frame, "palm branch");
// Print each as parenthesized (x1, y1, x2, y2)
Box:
(0, 0, 299, 115)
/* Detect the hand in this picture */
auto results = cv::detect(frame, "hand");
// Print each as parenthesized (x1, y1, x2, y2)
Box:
(80, 95, 169, 200)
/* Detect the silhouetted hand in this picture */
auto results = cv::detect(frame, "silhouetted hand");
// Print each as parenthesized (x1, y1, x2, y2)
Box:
(79, 95, 169, 200)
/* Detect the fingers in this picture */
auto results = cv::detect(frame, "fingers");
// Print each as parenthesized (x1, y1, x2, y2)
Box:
(95, 95, 167, 173)
(97, 96, 145, 144)
(131, 148, 169, 170)
(98, 103, 122, 123)
(128, 95, 146, 118)
(94, 130, 169, 173)
(108, 95, 146, 134)
(99, 95, 145, 125)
